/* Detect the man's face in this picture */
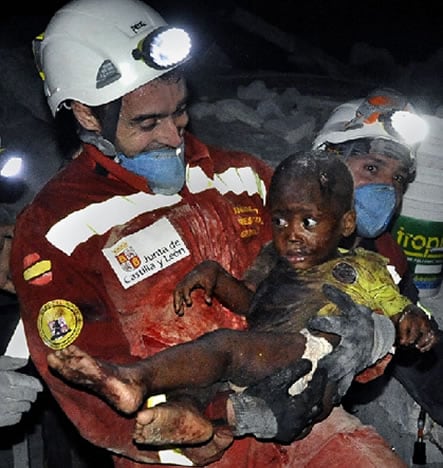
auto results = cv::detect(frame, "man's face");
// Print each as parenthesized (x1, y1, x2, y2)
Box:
(114, 76, 189, 157)
(345, 153, 409, 210)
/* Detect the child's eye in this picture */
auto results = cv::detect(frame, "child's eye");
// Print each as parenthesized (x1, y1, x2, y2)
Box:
(303, 217, 317, 229)
(272, 216, 289, 229)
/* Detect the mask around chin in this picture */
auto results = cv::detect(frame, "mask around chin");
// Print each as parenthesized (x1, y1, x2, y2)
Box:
(354, 183, 397, 238)
(118, 144, 185, 195)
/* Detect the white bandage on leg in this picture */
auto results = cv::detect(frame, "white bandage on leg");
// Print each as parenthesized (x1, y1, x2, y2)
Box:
(288, 328, 332, 396)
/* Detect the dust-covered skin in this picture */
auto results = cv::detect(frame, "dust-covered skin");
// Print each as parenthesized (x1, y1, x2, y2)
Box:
(134, 402, 214, 445)
(47, 345, 146, 414)
(48, 346, 222, 446)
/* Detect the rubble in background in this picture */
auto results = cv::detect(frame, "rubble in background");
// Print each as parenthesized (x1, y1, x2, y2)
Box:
(1, 7, 443, 465)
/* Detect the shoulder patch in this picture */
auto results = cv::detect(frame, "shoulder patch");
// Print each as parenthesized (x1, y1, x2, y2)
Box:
(37, 300, 83, 350)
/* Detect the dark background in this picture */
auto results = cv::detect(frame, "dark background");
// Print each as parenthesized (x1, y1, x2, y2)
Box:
(1, 2, 441, 67)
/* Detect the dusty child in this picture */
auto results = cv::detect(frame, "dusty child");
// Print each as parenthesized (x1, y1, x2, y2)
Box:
(47, 150, 435, 445)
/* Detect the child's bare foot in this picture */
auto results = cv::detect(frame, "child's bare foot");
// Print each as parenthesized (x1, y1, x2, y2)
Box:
(182, 426, 234, 465)
(47, 344, 144, 413)
(133, 402, 214, 446)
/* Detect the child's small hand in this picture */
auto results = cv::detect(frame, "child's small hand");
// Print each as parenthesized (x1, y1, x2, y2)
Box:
(394, 305, 438, 352)
(173, 261, 221, 316)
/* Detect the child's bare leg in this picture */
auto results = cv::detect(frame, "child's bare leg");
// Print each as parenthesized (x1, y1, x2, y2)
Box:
(47, 345, 145, 414)
(134, 401, 214, 445)
(48, 330, 308, 416)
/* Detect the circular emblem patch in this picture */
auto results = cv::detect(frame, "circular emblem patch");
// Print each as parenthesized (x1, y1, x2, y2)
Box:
(332, 262, 357, 284)
(37, 300, 83, 350)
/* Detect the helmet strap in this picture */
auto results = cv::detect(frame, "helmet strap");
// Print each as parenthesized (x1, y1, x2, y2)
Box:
(78, 129, 116, 157)
(92, 98, 122, 147)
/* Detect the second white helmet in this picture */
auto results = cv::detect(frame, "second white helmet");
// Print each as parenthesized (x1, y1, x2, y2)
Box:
(312, 88, 428, 159)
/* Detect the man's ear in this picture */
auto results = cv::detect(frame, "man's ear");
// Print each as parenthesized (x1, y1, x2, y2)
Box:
(342, 209, 356, 237)
(71, 101, 101, 132)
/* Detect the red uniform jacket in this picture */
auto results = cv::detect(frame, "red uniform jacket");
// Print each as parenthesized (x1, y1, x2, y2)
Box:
(11, 133, 285, 466)
(11, 133, 407, 467)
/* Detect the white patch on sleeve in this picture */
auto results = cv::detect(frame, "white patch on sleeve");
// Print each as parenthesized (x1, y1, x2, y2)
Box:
(288, 328, 333, 396)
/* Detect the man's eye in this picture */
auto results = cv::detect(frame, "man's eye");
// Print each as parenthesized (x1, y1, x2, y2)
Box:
(272, 217, 288, 228)
(138, 122, 157, 132)
(303, 217, 317, 229)
(393, 174, 405, 184)
(365, 164, 377, 173)
(173, 105, 188, 117)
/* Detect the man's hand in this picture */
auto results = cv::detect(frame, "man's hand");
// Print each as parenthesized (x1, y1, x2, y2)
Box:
(0, 356, 43, 427)
(393, 304, 438, 352)
(309, 284, 395, 399)
(229, 359, 327, 443)
(0, 224, 15, 294)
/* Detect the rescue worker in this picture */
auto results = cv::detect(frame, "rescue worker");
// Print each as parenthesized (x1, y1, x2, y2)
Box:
(0, 95, 65, 430)
(0, 89, 112, 466)
(312, 87, 443, 440)
(0, 142, 44, 430)
(10, 1, 408, 467)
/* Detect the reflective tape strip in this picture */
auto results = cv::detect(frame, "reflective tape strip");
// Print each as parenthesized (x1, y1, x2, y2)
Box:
(187, 165, 267, 202)
(387, 264, 401, 285)
(23, 259, 52, 281)
(417, 301, 432, 318)
(46, 192, 181, 255)
(46, 166, 266, 255)
(158, 450, 194, 466)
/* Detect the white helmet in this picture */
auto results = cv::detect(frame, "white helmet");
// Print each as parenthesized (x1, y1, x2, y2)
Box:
(33, 0, 192, 116)
(312, 88, 428, 167)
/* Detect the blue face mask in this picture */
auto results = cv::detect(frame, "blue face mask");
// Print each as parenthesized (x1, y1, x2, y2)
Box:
(354, 184, 397, 238)
(118, 144, 185, 195)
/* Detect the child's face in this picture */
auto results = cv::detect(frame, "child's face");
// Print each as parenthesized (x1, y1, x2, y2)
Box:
(270, 182, 355, 270)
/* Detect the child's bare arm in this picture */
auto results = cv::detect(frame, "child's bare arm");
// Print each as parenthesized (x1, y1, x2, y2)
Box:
(391, 304, 438, 352)
(173, 260, 253, 316)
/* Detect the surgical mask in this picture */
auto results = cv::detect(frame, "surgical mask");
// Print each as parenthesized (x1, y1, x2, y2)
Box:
(354, 184, 396, 238)
(118, 144, 186, 195)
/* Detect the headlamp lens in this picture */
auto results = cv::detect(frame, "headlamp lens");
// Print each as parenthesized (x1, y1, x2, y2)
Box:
(0, 156, 23, 178)
(133, 27, 192, 70)
(391, 111, 428, 145)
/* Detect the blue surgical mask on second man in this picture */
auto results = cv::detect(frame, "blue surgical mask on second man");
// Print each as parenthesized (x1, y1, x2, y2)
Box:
(118, 144, 186, 195)
(354, 183, 397, 238)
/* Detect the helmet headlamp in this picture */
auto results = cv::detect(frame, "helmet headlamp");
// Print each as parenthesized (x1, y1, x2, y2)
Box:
(344, 89, 428, 148)
(0, 151, 25, 203)
(132, 27, 191, 70)
(390, 111, 428, 145)
(0, 155, 23, 179)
